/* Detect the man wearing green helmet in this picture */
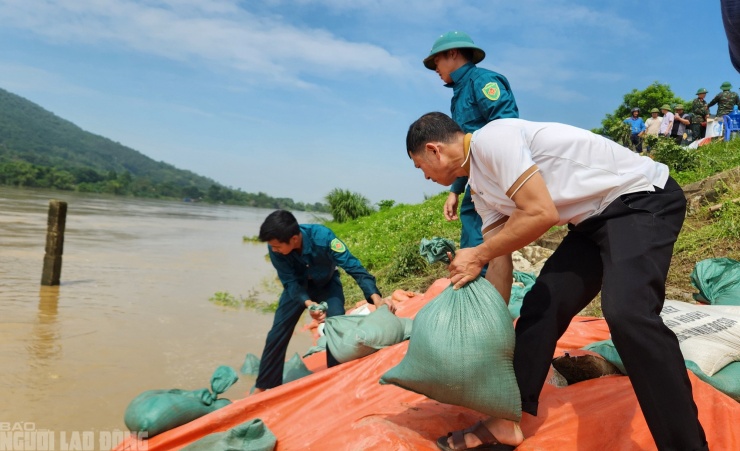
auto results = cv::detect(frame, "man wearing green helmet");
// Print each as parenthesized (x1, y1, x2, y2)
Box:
(708, 81, 740, 118)
(644, 108, 662, 138)
(670, 104, 691, 145)
(691, 88, 710, 139)
(423, 31, 519, 280)
(658, 104, 674, 138)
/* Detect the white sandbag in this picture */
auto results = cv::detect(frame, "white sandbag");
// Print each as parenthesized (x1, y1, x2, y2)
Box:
(661, 300, 740, 376)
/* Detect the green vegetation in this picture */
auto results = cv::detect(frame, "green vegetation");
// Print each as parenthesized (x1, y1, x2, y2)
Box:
(648, 136, 699, 173)
(324, 188, 374, 223)
(225, 136, 740, 314)
(326, 192, 461, 303)
(0, 87, 327, 211)
(667, 138, 740, 186)
(208, 290, 278, 312)
(594, 82, 688, 143)
(331, 138, 740, 312)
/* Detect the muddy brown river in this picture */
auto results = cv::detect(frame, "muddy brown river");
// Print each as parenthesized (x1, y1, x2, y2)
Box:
(0, 187, 320, 449)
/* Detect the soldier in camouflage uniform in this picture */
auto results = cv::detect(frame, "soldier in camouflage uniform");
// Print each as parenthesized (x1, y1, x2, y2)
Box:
(708, 81, 740, 117)
(691, 88, 709, 139)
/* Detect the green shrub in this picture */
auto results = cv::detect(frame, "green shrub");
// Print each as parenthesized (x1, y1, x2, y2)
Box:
(325, 188, 374, 223)
(384, 241, 429, 283)
(377, 199, 396, 210)
(652, 137, 699, 172)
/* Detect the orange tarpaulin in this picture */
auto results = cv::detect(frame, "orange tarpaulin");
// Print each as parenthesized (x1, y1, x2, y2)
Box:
(114, 278, 740, 451)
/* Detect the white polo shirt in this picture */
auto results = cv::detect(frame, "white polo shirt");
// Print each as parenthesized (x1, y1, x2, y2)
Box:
(465, 119, 670, 235)
(660, 112, 675, 135)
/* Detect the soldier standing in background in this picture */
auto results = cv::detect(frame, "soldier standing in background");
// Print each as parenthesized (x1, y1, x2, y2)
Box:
(708, 81, 740, 118)
(423, 31, 519, 281)
(691, 88, 710, 139)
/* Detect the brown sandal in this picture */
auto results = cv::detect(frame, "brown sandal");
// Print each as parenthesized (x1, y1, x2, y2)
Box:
(435, 421, 516, 451)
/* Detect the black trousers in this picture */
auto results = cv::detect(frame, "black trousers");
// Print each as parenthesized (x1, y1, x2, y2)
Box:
(514, 178, 708, 451)
(255, 272, 345, 389)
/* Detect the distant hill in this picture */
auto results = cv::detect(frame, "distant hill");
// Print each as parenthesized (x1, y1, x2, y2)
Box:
(0, 87, 326, 211)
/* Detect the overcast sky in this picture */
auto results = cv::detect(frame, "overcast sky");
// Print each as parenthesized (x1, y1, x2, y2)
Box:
(0, 0, 736, 205)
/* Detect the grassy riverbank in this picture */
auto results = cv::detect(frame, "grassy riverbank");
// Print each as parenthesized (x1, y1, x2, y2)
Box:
(331, 137, 740, 312)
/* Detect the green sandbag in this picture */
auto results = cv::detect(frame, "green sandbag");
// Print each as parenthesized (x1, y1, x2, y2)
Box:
(508, 271, 537, 320)
(283, 353, 312, 383)
(240, 353, 261, 376)
(124, 365, 238, 438)
(400, 317, 413, 341)
(419, 237, 456, 264)
(584, 339, 740, 402)
(304, 320, 411, 356)
(303, 336, 327, 358)
(690, 257, 740, 305)
(324, 305, 406, 364)
(246, 352, 314, 394)
(181, 418, 276, 451)
(380, 277, 521, 421)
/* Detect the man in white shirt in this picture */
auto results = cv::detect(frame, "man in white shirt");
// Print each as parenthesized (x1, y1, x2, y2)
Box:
(406, 112, 707, 451)
(644, 108, 662, 136)
(659, 104, 675, 137)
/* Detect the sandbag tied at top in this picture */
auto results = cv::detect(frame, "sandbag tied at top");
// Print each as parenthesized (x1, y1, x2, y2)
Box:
(691, 257, 740, 306)
(124, 365, 238, 438)
(324, 305, 406, 364)
(380, 277, 521, 421)
(419, 237, 456, 264)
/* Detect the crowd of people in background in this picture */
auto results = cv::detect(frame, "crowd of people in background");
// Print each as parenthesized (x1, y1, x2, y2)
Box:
(624, 82, 740, 153)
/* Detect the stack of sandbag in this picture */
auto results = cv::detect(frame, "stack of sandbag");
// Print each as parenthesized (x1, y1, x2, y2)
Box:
(124, 365, 238, 438)
(380, 277, 521, 421)
(584, 300, 740, 401)
(324, 305, 407, 364)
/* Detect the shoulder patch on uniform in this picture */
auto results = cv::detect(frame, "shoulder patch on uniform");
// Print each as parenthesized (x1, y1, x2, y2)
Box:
(330, 238, 346, 253)
(482, 82, 501, 101)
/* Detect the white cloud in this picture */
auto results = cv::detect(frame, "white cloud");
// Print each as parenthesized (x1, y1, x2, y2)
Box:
(0, 0, 412, 86)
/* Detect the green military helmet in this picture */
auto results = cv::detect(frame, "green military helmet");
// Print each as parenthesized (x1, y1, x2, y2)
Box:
(675, 104, 685, 111)
(423, 31, 486, 70)
(650, 108, 660, 113)
(660, 104, 672, 111)
(721, 81, 732, 91)
(696, 88, 708, 95)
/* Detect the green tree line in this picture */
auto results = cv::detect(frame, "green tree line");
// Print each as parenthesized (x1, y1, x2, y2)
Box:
(0, 86, 327, 211)
(0, 158, 327, 211)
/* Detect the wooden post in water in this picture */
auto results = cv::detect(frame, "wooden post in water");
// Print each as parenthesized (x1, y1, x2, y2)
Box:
(41, 200, 67, 286)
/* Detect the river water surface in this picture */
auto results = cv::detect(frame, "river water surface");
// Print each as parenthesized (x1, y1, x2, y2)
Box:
(0, 187, 320, 446)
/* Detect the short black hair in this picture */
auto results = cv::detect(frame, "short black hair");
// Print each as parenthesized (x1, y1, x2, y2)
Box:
(406, 112, 462, 158)
(258, 210, 300, 243)
(457, 48, 475, 62)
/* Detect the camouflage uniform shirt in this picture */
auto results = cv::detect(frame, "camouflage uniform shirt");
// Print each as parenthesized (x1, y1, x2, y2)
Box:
(708, 90, 740, 116)
(691, 98, 709, 124)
